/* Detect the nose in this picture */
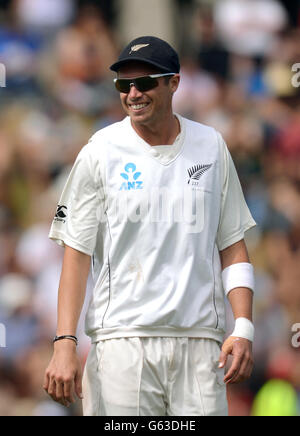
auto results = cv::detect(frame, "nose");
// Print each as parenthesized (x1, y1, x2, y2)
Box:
(128, 83, 143, 99)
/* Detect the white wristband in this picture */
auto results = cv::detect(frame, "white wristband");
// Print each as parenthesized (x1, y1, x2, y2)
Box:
(231, 317, 254, 342)
(222, 262, 254, 296)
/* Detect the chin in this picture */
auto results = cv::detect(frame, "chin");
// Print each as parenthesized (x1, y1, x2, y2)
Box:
(130, 112, 151, 124)
(126, 102, 153, 122)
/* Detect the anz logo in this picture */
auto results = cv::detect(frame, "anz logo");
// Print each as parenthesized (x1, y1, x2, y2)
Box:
(119, 163, 144, 191)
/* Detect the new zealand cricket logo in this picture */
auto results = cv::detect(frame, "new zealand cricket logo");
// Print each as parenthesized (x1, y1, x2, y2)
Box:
(187, 164, 212, 185)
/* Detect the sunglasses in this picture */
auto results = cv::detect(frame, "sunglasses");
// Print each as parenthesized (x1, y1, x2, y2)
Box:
(114, 73, 175, 93)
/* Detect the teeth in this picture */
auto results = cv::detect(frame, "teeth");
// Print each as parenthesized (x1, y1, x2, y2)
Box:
(131, 104, 147, 110)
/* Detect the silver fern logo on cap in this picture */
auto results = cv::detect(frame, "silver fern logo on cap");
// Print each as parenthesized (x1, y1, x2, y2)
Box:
(129, 44, 150, 54)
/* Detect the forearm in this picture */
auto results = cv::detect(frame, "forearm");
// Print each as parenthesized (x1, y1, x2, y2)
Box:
(219, 239, 253, 321)
(218, 240, 254, 382)
(227, 288, 253, 321)
(56, 245, 91, 336)
(44, 245, 90, 405)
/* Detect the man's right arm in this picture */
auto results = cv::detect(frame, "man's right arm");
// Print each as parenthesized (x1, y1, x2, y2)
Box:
(43, 245, 91, 407)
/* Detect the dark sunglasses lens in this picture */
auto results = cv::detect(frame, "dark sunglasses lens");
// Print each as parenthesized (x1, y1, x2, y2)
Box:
(115, 77, 159, 93)
(115, 79, 131, 93)
(135, 76, 158, 92)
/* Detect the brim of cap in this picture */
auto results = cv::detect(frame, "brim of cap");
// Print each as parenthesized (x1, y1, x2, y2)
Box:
(110, 57, 175, 73)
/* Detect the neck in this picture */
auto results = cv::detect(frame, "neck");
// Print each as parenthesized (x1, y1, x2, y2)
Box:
(131, 113, 180, 146)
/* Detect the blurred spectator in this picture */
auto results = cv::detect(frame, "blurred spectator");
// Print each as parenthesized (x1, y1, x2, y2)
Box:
(117, 0, 177, 49)
(214, 0, 288, 58)
(54, 4, 117, 82)
(38, 3, 119, 114)
(193, 5, 230, 80)
(76, 0, 117, 27)
(14, 0, 75, 35)
(278, 0, 300, 27)
(251, 379, 299, 416)
(0, 14, 42, 94)
(173, 57, 220, 121)
(270, 106, 300, 180)
(0, 273, 40, 362)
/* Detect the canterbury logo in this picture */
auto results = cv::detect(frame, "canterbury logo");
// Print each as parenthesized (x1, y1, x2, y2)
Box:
(55, 205, 67, 219)
(129, 44, 150, 54)
(188, 164, 212, 184)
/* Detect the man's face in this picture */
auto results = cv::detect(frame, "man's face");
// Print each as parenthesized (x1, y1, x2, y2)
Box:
(117, 62, 180, 127)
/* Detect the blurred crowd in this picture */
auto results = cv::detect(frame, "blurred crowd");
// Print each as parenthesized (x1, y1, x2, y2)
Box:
(0, 0, 299, 416)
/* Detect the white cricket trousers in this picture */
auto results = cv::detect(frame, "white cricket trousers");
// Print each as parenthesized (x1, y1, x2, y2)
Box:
(82, 337, 228, 416)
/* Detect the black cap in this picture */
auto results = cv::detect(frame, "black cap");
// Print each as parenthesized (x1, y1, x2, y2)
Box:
(110, 36, 180, 74)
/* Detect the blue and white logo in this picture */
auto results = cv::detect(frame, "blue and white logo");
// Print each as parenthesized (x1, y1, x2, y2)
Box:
(119, 163, 143, 190)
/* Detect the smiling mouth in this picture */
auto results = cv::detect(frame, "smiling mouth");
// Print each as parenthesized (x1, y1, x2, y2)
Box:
(128, 103, 150, 111)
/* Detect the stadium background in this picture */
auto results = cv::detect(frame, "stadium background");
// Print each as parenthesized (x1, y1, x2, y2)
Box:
(0, 0, 299, 416)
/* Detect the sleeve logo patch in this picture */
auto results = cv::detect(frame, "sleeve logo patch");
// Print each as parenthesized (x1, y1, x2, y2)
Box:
(54, 205, 68, 223)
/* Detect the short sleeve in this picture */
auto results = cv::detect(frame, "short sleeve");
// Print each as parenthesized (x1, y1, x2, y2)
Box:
(216, 134, 256, 251)
(49, 144, 104, 256)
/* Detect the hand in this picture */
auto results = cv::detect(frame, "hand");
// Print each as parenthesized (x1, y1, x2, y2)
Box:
(43, 340, 83, 407)
(218, 336, 254, 384)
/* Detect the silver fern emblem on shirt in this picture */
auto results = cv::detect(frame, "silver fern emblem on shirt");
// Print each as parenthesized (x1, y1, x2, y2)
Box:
(188, 164, 212, 184)
(129, 44, 150, 54)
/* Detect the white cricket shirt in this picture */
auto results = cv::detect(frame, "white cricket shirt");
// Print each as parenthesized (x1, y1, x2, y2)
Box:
(49, 115, 256, 344)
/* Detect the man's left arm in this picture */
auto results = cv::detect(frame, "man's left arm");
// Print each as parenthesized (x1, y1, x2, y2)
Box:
(219, 239, 254, 384)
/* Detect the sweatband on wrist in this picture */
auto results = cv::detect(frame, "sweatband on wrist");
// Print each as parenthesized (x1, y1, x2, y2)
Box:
(222, 262, 254, 296)
(231, 317, 254, 342)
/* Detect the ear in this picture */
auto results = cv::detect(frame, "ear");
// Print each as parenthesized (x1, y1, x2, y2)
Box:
(170, 74, 180, 93)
